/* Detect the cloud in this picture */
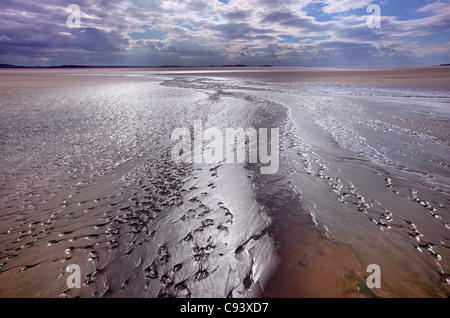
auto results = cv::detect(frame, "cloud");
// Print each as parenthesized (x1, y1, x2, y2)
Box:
(319, 0, 372, 14)
(0, 0, 449, 66)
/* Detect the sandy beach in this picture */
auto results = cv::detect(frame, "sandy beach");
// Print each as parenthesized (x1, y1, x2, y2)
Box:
(0, 67, 449, 298)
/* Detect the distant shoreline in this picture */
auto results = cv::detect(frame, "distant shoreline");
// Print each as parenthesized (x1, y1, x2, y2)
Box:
(1, 63, 450, 69)
(0, 64, 268, 69)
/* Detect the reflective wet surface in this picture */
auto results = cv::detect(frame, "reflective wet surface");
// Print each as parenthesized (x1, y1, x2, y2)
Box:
(0, 68, 449, 297)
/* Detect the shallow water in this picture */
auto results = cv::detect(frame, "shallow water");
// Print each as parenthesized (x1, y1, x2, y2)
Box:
(257, 82, 450, 297)
(0, 68, 449, 297)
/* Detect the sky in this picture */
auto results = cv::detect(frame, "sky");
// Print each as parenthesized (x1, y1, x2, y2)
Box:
(1, 0, 450, 66)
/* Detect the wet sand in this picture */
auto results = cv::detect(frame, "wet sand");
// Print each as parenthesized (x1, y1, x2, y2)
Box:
(263, 213, 368, 298)
(151, 66, 450, 88)
(251, 170, 370, 298)
(0, 67, 449, 298)
(3, 65, 450, 87)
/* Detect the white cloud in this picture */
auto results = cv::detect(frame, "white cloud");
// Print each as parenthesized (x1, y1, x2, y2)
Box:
(319, 0, 371, 14)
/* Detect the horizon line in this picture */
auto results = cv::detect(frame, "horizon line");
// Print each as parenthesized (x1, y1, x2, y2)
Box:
(1, 63, 450, 69)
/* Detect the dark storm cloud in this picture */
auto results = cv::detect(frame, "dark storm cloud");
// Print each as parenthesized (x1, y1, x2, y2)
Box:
(224, 10, 252, 21)
(261, 11, 298, 24)
(0, 0, 130, 63)
(212, 23, 274, 41)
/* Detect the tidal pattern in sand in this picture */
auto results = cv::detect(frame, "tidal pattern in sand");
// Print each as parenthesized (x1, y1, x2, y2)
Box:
(0, 69, 449, 297)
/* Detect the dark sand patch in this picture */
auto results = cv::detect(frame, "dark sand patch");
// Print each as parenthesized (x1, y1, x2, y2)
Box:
(262, 208, 398, 298)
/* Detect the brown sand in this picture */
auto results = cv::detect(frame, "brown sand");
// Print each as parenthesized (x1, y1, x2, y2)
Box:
(3, 66, 450, 88)
(1, 67, 447, 298)
(149, 66, 450, 88)
(262, 208, 391, 298)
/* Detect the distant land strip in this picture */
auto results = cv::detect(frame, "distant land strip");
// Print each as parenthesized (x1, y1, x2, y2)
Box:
(0, 63, 278, 69)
